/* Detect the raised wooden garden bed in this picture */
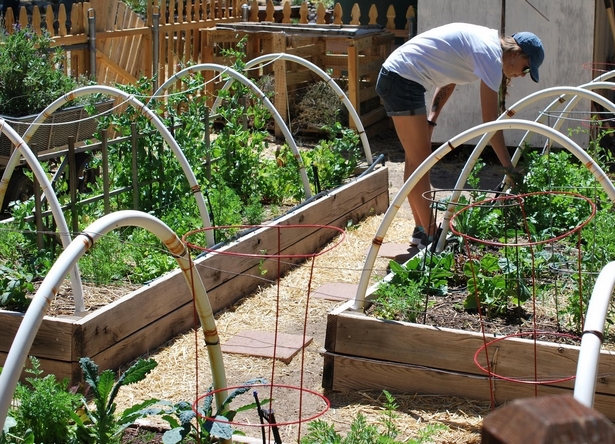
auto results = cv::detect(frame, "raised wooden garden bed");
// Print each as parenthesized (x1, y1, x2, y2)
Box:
(322, 296, 615, 420)
(0, 166, 389, 384)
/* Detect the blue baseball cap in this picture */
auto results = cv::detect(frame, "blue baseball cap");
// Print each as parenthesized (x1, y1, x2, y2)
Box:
(512, 32, 544, 82)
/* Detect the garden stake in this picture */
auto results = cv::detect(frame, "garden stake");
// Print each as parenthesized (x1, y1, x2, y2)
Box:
(253, 391, 267, 444)
(253, 390, 282, 444)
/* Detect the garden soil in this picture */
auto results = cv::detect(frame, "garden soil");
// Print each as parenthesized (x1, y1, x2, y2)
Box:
(107, 129, 512, 443)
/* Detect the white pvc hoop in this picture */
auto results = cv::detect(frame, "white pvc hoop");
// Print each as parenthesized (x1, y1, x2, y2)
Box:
(152, 63, 313, 199)
(0, 120, 87, 313)
(435, 86, 615, 252)
(226, 53, 373, 164)
(0, 210, 227, 427)
(354, 119, 615, 309)
(1, 85, 215, 247)
(573, 261, 615, 408)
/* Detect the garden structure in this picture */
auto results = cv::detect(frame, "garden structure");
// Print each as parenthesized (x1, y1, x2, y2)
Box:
(0, 48, 390, 437)
(323, 68, 615, 421)
(2, 2, 615, 442)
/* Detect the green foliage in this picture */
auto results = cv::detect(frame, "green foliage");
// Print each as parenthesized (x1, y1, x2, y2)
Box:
(372, 252, 453, 323)
(389, 252, 454, 296)
(300, 390, 447, 443)
(463, 253, 531, 316)
(10, 357, 81, 444)
(0, 264, 34, 311)
(372, 277, 424, 323)
(161, 378, 268, 444)
(0, 41, 364, 307)
(302, 123, 362, 192)
(0, 26, 78, 117)
(72, 357, 159, 444)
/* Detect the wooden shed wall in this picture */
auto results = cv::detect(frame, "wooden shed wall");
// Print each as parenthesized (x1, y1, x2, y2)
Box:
(419, 0, 613, 149)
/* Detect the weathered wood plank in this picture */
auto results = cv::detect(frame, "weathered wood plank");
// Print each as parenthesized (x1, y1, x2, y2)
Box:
(327, 310, 615, 395)
(322, 352, 615, 421)
(0, 352, 81, 383)
(0, 311, 77, 361)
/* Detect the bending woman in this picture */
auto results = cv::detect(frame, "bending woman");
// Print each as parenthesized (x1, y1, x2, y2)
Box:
(375, 22, 544, 247)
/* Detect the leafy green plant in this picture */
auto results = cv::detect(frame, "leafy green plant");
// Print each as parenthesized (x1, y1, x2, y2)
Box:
(9, 357, 81, 444)
(161, 378, 268, 444)
(389, 252, 454, 295)
(302, 122, 362, 193)
(463, 253, 531, 316)
(300, 390, 447, 443)
(0, 264, 34, 311)
(0, 26, 79, 117)
(372, 277, 424, 323)
(371, 253, 454, 323)
(72, 357, 159, 444)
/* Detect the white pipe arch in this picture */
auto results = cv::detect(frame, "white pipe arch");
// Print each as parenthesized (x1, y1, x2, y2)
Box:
(354, 119, 615, 309)
(0, 210, 228, 427)
(573, 261, 615, 408)
(0, 85, 216, 248)
(218, 53, 374, 164)
(435, 85, 615, 252)
(0, 120, 87, 313)
(591, 67, 615, 83)
(152, 63, 313, 199)
(516, 81, 615, 156)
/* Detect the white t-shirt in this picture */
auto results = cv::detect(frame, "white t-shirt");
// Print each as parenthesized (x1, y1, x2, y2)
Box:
(382, 23, 503, 92)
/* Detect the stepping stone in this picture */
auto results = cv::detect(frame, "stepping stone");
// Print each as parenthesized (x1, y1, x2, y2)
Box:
(310, 282, 358, 301)
(376, 242, 419, 261)
(222, 330, 312, 364)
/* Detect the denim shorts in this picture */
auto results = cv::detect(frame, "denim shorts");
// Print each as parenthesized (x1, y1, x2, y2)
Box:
(375, 67, 427, 116)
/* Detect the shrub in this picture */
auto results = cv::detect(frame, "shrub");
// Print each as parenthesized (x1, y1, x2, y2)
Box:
(0, 26, 78, 117)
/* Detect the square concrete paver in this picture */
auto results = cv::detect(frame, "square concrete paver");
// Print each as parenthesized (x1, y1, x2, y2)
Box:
(310, 282, 358, 301)
(377, 242, 418, 261)
(221, 330, 312, 364)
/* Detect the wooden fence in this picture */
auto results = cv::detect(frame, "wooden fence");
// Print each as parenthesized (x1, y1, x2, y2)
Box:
(0, 1, 413, 129)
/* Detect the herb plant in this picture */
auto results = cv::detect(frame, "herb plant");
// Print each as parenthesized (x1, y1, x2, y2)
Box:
(300, 390, 447, 443)
(72, 357, 159, 444)
(161, 378, 268, 444)
(9, 357, 81, 444)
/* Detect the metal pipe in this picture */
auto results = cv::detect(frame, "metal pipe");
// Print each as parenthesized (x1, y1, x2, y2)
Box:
(0, 210, 228, 426)
(88, 8, 96, 79)
(354, 119, 615, 309)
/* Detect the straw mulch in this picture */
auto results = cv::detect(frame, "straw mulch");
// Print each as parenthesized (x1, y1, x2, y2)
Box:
(112, 211, 491, 443)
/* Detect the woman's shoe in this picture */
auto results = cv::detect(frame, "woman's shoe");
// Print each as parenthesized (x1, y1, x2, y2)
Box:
(410, 226, 425, 246)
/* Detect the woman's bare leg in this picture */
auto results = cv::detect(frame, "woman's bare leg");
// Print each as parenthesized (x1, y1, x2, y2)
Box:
(391, 114, 437, 237)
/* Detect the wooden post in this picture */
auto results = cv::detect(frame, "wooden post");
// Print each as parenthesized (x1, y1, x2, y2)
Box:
(101, 129, 110, 215)
(272, 32, 287, 139)
(347, 38, 359, 130)
(481, 395, 615, 443)
(131, 122, 139, 210)
(68, 137, 79, 235)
